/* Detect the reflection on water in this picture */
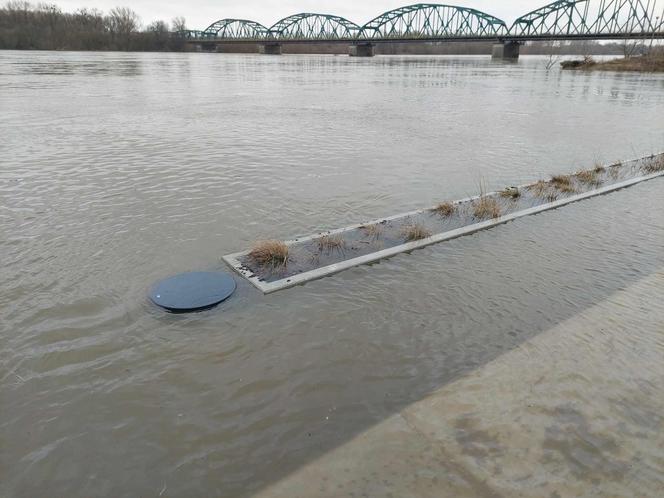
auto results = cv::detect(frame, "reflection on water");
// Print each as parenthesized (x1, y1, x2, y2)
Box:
(8, 54, 144, 77)
(1, 51, 663, 497)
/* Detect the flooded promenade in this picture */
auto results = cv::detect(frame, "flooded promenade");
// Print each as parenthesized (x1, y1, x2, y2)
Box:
(257, 268, 664, 497)
(1, 51, 663, 497)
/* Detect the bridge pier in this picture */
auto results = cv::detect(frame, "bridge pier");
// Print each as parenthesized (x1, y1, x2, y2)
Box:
(492, 41, 520, 60)
(259, 42, 282, 55)
(187, 43, 203, 52)
(349, 43, 375, 57)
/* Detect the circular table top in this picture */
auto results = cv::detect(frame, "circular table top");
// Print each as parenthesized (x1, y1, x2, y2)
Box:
(149, 271, 236, 312)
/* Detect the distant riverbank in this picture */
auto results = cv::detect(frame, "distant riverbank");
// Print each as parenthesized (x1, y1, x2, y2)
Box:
(562, 51, 664, 72)
(0, 4, 185, 52)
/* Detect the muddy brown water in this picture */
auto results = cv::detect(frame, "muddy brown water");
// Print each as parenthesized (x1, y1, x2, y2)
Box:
(2, 52, 664, 497)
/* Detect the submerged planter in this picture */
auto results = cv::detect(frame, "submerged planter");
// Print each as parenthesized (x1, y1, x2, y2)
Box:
(224, 154, 664, 294)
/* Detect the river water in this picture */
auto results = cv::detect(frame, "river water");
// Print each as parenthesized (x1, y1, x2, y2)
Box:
(1, 51, 663, 497)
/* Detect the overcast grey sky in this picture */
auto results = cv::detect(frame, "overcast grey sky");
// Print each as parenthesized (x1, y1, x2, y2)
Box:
(49, 1, 550, 30)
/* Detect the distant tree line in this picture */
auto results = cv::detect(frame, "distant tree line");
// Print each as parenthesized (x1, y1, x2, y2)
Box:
(0, 2, 188, 51)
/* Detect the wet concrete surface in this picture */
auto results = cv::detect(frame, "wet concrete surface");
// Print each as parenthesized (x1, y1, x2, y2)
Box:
(256, 269, 664, 497)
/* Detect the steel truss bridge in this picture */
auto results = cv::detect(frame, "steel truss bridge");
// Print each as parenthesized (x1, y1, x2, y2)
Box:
(181, 0, 664, 45)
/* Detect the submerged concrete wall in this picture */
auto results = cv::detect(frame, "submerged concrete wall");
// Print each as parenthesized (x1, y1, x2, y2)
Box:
(224, 156, 664, 294)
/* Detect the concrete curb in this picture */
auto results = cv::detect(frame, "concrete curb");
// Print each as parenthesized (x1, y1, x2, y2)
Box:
(223, 169, 664, 294)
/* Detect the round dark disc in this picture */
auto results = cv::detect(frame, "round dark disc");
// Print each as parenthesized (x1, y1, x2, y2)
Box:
(149, 272, 236, 312)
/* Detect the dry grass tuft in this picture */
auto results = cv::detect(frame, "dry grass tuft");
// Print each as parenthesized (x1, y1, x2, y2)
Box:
(402, 224, 432, 241)
(360, 224, 381, 238)
(550, 175, 577, 194)
(608, 162, 622, 179)
(473, 196, 501, 219)
(248, 240, 289, 267)
(593, 163, 606, 173)
(528, 180, 549, 197)
(433, 201, 456, 216)
(551, 175, 572, 187)
(642, 155, 664, 174)
(470, 180, 502, 219)
(316, 235, 345, 251)
(575, 169, 599, 184)
(558, 183, 577, 194)
(528, 180, 560, 199)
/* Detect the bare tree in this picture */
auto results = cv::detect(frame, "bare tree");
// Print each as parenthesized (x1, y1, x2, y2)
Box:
(171, 15, 186, 33)
(147, 19, 169, 33)
(47, 4, 67, 47)
(544, 40, 561, 70)
(146, 19, 169, 50)
(0, 3, 185, 51)
(106, 6, 140, 50)
(5, 1, 32, 13)
(73, 7, 109, 49)
(75, 7, 105, 29)
(622, 38, 640, 58)
(649, 14, 661, 54)
(4, 1, 32, 22)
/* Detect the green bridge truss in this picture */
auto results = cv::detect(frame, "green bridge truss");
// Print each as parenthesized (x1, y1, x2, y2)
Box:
(201, 19, 269, 39)
(269, 13, 360, 39)
(359, 4, 507, 38)
(510, 0, 663, 37)
(184, 1, 664, 41)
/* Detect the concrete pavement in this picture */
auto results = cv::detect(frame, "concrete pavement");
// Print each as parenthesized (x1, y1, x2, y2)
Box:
(256, 269, 664, 497)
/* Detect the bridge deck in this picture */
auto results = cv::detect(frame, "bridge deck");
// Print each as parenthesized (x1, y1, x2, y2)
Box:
(190, 33, 664, 44)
